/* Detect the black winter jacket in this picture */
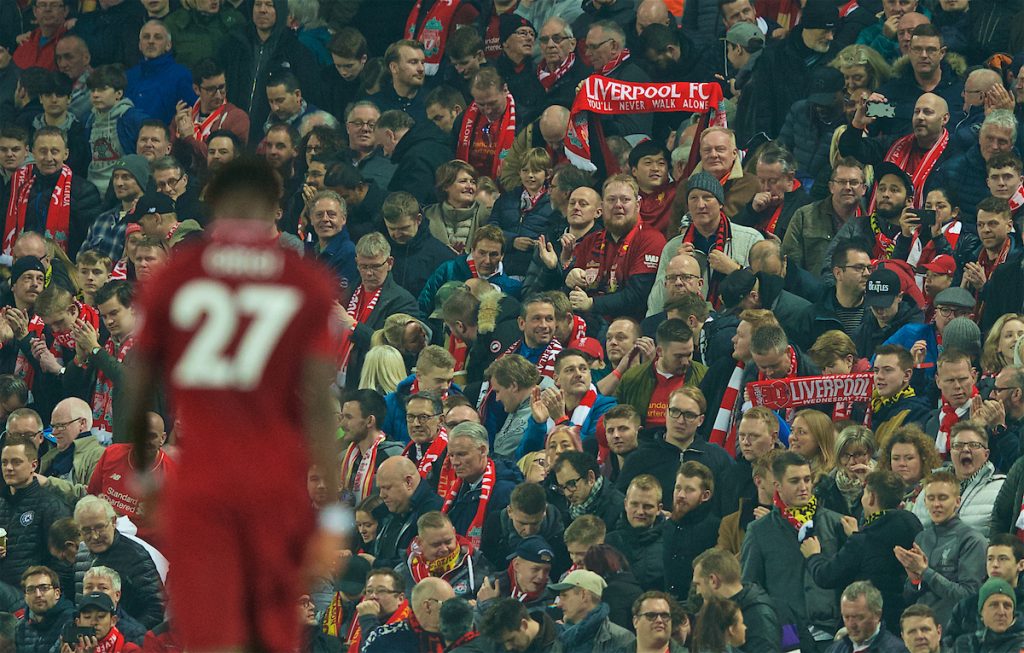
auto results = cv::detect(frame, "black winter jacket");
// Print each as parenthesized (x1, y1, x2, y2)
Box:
(606, 517, 665, 591)
(14, 596, 75, 653)
(445, 458, 521, 538)
(81, 532, 165, 628)
(0, 480, 69, 587)
(777, 100, 843, 179)
(71, 0, 145, 67)
(372, 478, 444, 569)
(732, 582, 782, 653)
(387, 123, 454, 206)
(480, 504, 570, 578)
(346, 275, 420, 389)
(854, 300, 925, 359)
(662, 502, 721, 602)
(488, 187, 556, 277)
(618, 434, 734, 516)
(385, 221, 457, 299)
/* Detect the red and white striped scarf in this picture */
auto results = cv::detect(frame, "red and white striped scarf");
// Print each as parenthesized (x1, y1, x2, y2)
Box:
(935, 389, 976, 456)
(907, 220, 961, 268)
(599, 48, 631, 75)
(508, 560, 546, 603)
(566, 314, 587, 348)
(14, 314, 45, 389)
(402, 427, 449, 479)
(709, 361, 745, 456)
(869, 129, 949, 213)
(537, 52, 576, 90)
(1009, 183, 1024, 212)
(339, 284, 382, 374)
(547, 385, 598, 430)
(442, 458, 495, 548)
(503, 338, 562, 378)
(191, 101, 228, 142)
(92, 336, 134, 434)
(340, 432, 386, 503)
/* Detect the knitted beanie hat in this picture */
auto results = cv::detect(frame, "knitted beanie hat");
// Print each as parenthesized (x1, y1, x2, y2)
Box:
(978, 577, 1015, 615)
(943, 317, 981, 356)
(686, 172, 725, 206)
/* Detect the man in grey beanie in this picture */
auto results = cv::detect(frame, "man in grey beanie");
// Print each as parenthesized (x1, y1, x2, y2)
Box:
(79, 153, 150, 260)
(649, 171, 764, 312)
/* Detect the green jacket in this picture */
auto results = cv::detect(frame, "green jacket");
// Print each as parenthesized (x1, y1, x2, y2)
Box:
(164, 7, 246, 69)
(781, 197, 843, 278)
(615, 359, 707, 421)
(168, 219, 203, 249)
(40, 434, 105, 505)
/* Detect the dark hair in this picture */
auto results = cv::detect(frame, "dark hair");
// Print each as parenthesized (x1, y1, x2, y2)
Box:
(989, 533, 1024, 562)
(42, 71, 73, 98)
(900, 603, 939, 630)
(47, 517, 80, 551)
(873, 344, 913, 371)
(94, 279, 134, 308)
(977, 196, 1012, 218)
(583, 543, 631, 575)
(771, 451, 809, 480)
(17, 68, 51, 99)
(639, 23, 679, 53)
(424, 85, 466, 111)
(864, 470, 905, 510)
(552, 163, 594, 195)
(324, 161, 366, 190)
(366, 567, 405, 593)
(206, 129, 243, 153)
(378, 109, 415, 133)
(343, 389, 387, 428)
(987, 152, 1023, 174)
(923, 183, 959, 208)
(328, 27, 368, 59)
(265, 69, 301, 93)
(303, 125, 345, 159)
(265, 122, 301, 147)
(693, 598, 742, 653)
(510, 482, 547, 515)
(205, 155, 284, 212)
(655, 318, 694, 347)
(190, 58, 225, 86)
(86, 64, 127, 92)
(554, 450, 599, 480)
(446, 26, 485, 60)
(0, 126, 29, 144)
(0, 375, 27, 406)
(832, 239, 870, 270)
(554, 348, 589, 373)
(439, 597, 476, 643)
(139, 119, 170, 140)
(910, 22, 943, 46)
(480, 599, 529, 640)
(628, 139, 671, 170)
(632, 590, 681, 617)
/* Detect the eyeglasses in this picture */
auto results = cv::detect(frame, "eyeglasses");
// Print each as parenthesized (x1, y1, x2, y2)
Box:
(585, 38, 614, 52)
(841, 264, 871, 273)
(910, 46, 941, 56)
(638, 611, 672, 622)
(539, 34, 570, 44)
(830, 178, 864, 187)
(51, 417, 83, 432)
(356, 260, 390, 273)
(666, 273, 701, 284)
(839, 450, 871, 463)
(24, 584, 54, 595)
(936, 306, 972, 318)
(347, 120, 377, 131)
(156, 175, 184, 191)
(200, 83, 226, 94)
(406, 413, 440, 424)
(80, 522, 113, 536)
(364, 587, 401, 597)
(951, 441, 987, 451)
(556, 476, 585, 493)
(2, 429, 42, 440)
(667, 408, 701, 421)
(993, 386, 1020, 394)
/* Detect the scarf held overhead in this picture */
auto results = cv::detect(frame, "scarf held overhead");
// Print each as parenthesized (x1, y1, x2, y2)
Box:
(564, 76, 724, 172)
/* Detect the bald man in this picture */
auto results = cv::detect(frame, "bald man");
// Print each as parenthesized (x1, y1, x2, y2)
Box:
(635, 0, 672, 34)
(363, 577, 455, 652)
(499, 105, 572, 189)
(952, 68, 1003, 151)
(372, 456, 443, 568)
(895, 12, 930, 57)
(536, 185, 603, 280)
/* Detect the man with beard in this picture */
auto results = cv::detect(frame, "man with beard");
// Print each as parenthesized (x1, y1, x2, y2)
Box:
(375, 40, 428, 122)
(476, 535, 555, 611)
(733, 144, 811, 240)
(599, 404, 640, 483)
(338, 390, 404, 505)
(566, 175, 666, 323)
(346, 101, 396, 191)
(660, 462, 721, 603)
(169, 59, 249, 161)
(606, 474, 666, 591)
(964, 198, 1015, 306)
(205, 130, 242, 174)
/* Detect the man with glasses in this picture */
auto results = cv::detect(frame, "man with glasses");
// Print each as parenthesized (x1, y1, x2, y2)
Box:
(493, 15, 544, 124)
(553, 450, 623, 528)
(692, 548, 781, 653)
(345, 101, 396, 191)
(0, 436, 69, 588)
(885, 286, 976, 381)
(644, 254, 704, 325)
(816, 240, 873, 340)
(631, 591, 685, 653)
(973, 366, 1024, 473)
(3, 408, 48, 460)
(14, 565, 74, 653)
(349, 568, 410, 652)
(37, 398, 102, 497)
(336, 232, 419, 388)
(170, 59, 249, 161)
(536, 17, 589, 110)
(897, 467, 987, 626)
(582, 20, 651, 137)
(12, 0, 68, 70)
(363, 577, 454, 653)
(921, 419, 1005, 534)
(73, 495, 165, 628)
(372, 456, 443, 569)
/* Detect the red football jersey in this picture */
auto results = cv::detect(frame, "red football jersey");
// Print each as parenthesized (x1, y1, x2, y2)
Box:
(134, 221, 338, 478)
(87, 443, 176, 543)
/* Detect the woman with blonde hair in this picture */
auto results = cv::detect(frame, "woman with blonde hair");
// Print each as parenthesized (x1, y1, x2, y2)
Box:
(370, 314, 431, 369)
(815, 425, 877, 518)
(517, 451, 548, 483)
(877, 425, 941, 509)
(424, 160, 492, 254)
(358, 345, 408, 394)
(829, 44, 892, 93)
(982, 313, 1024, 378)
(788, 410, 836, 478)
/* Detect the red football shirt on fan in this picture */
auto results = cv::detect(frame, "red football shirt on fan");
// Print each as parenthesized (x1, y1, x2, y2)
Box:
(572, 223, 666, 321)
(132, 219, 338, 651)
(87, 443, 177, 544)
(646, 370, 686, 429)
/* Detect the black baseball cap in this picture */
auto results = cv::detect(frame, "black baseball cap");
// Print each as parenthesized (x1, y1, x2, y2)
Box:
(864, 268, 901, 308)
(874, 162, 914, 199)
(507, 535, 555, 565)
(78, 592, 115, 613)
(128, 191, 176, 223)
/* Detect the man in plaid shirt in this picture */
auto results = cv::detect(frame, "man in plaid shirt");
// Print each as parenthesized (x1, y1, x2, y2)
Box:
(80, 155, 149, 260)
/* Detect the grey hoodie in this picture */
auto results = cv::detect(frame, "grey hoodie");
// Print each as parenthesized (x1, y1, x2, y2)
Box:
(87, 98, 135, 193)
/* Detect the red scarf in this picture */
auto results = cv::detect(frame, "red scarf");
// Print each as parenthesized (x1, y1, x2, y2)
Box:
(51, 301, 99, 352)
(447, 632, 481, 650)
(936, 388, 977, 456)
(339, 284, 382, 373)
(508, 560, 546, 603)
(568, 385, 597, 427)
(442, 458, 495, 548)
(14, 314, 45, 388)
(979, 237, 1011, 281)
(758, 179, 801, 235)
(405, 0, 461, 75)
(94, 627, 127, 653)
(773, 490, 817, 532)
(681, 212, 731, 305)
(455, 93, 516, 178)
(3, 164, 73, 256)
(340, 433, 386, 503)
(599, 48, 631, 75)
(92, 336, 134, 434)
(583, 223, 643, 296)
(709, 360, 745, 456)
(564, 76, 722, 172)
(838, 0, 859, 16)
(567, 314, 587, 348)
(408, 533, 474, 582)
(537, 52, 577, 90)
(447, 333, 468, 372)
(109, 258, 128, 281)
(345, 599, 411, 653)
(907, 220, 961, 268)
(870, 130, 949, 212)
(502, 339, 562, 378)
(190, 101, 227, 142)
(758, 346, 797, 382)
(520, 186, 548, 215)
(402, 428, 448, 479)
(1009, 183, 1024, 212)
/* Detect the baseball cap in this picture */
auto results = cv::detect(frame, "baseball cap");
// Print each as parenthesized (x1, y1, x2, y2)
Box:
(807, 67, 845, 106)
(800, 1, 839, 30)
(508, 535, 555, 565)
(548, 569, 607, 597)
(431, 280, 468, 319)
(128, 191, 176, 223)
(78, 592, 115, 613)
(921, 255, 955, 276)
(724, 23, 764, 50)
(934, 286, 975, 309)
(718, 268, 757, 309)
(864, 269, 900, 308)
(575, 337, 605, 363)
(874, 162, 914, 200)
(337, 554, 371, 596)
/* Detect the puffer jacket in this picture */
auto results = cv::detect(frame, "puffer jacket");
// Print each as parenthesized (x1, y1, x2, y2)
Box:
(606, 516, 666, 591)
(481, 504, 570, 576)
(874, 55, 967, 138)
(777, 99, 842, 180)
(946, 584, 1024, 646)
(488, 188, 556, 277)
(905, 515, 987, 627)
(663, 501, 722, 602)
(463, 290, 523, 387)
(385, 221, 457, 299)
(388, 123, 455, 206)
(558, 602, 636, 653)
(444, 458, 522, 538)
(0, 479, 70, 587)
(914, 462, 1005, 533)
(15, 596, 75, 653)
(934, 145, 992, 223)
(77, 532, 166, 628)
